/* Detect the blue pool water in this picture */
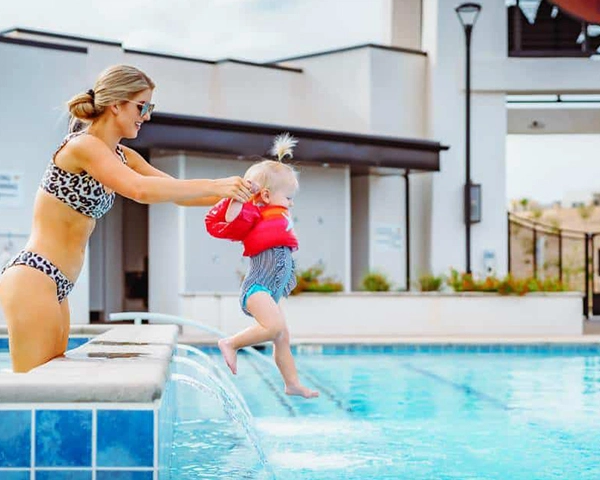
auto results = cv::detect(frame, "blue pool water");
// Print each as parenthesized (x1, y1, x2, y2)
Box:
(0, 352, 10, 372)
(172, 347, 600, 479)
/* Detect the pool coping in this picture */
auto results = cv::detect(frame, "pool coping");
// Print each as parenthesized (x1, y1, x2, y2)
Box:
(178, 333, 600, 345)
(0, 325, 178, 403)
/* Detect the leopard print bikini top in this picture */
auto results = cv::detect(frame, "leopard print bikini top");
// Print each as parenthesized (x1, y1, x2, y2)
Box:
(40, 132, 127, 219)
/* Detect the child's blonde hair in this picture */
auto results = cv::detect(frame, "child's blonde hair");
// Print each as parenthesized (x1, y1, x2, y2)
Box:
(245, 133, 300, 193)
(245, 160, 298, 193)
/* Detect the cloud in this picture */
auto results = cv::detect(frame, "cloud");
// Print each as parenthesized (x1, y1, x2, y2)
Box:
(0, 0, 387, 61)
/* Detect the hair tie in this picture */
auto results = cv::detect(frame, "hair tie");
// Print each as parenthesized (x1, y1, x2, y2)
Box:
(87, 89, 95, 103)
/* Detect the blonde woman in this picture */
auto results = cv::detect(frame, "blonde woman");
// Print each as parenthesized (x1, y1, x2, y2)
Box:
(0, 65, 252, 373)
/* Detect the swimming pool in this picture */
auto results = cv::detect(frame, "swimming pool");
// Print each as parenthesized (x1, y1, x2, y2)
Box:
(171, 346, 600, 479)
(0, 352, 10, 372)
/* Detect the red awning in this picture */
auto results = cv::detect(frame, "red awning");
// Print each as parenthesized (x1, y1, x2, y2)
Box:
(550, 0, 600, 23)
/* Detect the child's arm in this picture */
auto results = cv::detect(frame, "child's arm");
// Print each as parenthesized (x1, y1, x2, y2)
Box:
(225, 200, 244, 222)
(205, 198, 260, 240)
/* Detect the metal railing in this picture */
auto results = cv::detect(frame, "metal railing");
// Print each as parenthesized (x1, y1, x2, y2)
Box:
(508, 212, 599, 316)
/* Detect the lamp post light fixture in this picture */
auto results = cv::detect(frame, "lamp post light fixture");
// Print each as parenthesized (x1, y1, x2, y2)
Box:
(456, 2, 481, 274)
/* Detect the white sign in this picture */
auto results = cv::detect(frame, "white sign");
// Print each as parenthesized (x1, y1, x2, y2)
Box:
(0, 172, 23, 207)
(374, 223, 403, 251)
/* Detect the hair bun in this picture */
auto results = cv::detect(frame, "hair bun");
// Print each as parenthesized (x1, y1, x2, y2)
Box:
(269, 132, 298, 161)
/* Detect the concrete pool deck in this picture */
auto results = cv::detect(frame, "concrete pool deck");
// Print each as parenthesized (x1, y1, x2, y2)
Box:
(0, 325, 177, 403)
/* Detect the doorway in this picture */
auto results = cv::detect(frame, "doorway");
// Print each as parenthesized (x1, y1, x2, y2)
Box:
(89, 196, 148, 322)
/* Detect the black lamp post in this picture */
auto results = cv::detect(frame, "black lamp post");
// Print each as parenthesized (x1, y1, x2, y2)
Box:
(456, 2, 481, 274)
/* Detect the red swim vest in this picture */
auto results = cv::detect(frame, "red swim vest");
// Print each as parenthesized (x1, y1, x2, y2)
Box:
(205, 199, 298, 257)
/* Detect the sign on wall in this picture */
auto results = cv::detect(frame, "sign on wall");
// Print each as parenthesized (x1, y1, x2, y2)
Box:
(374, 223, 403, 251)
(0, 172, 23, 207)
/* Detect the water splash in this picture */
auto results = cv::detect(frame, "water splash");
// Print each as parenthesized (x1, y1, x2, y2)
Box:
(172, 355, 252, 419)
(176, 344, 250, 413)
(170, 373, 275, 479)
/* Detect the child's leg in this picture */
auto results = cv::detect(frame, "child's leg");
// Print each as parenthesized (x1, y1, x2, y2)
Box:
(272, 306, 319, 399)
(218, 292, 285, 375)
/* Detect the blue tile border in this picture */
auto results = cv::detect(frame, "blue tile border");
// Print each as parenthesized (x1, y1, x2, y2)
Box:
(0, 471, 31, 480)
(96, 471, 153, 480)
(194, 343, 600, 356)
(0, 411, 31, 467)
(0, 338, 8, 351)
(35, 410, 92, 467)
(97, 410, 154, 468)
(0, 407, 160, 479)
(36, 471, 92, 480)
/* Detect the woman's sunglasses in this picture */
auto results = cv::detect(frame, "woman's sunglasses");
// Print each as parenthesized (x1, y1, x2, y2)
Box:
(125, 100, 155, 116)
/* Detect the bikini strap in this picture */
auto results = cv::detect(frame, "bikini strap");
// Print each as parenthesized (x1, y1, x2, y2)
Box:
(52, 131, 85, 162)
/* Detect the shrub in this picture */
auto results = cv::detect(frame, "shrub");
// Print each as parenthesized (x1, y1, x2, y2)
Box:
(361, 271, 391, 292)
(449, 269, 567, 295)
(418, 274, 444, 292)
(304, 281, 344, 293)
(291, 264, 344, 295)
(448, 269, 475, 292)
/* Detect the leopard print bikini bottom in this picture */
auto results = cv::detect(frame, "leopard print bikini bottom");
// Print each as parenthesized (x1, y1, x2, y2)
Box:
(1, 250, 74, 303)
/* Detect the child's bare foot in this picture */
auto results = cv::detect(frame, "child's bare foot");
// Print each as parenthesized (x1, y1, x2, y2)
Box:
(285, 383, 319, 399)
(218, 339, 238, 375)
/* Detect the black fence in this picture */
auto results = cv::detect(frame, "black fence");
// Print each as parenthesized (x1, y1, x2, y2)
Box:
(508, 213, 600, 317)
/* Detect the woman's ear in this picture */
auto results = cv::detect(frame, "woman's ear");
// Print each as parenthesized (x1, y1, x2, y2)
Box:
(110, 103, 120, 116)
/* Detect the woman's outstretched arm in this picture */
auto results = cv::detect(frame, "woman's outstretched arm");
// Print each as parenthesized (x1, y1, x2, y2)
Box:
(120, 146, 222, 206)
(73, 136, 252, 204)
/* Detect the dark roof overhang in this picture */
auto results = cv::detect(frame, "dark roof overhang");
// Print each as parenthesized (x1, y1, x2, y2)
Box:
(127, 113, 449, 172)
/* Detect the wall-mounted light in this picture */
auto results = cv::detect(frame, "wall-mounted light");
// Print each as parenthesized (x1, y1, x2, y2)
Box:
(528, 120, 545, 130)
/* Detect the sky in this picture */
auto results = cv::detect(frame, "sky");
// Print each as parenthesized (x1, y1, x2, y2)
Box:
(0, 0, 389, 62)
(506, 134, 600, 205)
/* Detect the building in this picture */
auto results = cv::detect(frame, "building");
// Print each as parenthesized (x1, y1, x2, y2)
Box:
(0, 0, 597, 324)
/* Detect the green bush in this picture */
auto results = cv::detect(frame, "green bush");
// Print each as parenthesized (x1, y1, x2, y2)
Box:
(291, 264, 344, 295)
(418, 274, 444, 292)
(361, 271, 391, 292)
(448, 268, 567, 295)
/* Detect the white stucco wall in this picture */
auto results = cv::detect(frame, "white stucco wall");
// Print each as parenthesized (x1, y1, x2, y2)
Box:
(212, 63, 304, 124)
(148, 155, 184, 316)
(123, 53, 215, 116)
(423, 0, 509, 277)
(281, 49, 372, 132)
(369, 175, 407, 290)
(388, 0, 423, 50)
(370, 49, 427, 138)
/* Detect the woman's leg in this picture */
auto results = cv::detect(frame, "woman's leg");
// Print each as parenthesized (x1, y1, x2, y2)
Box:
(0, 266, 67, 373)
(58, 298, 71, 354)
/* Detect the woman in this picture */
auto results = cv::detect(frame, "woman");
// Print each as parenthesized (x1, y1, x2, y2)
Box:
(0, 65, 252, 373)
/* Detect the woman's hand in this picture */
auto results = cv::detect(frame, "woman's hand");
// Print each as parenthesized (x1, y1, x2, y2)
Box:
(214, 176, 253, 203)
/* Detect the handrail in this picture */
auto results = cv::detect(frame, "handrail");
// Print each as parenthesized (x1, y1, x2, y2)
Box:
(110, 311, 227, 334)
(508, 212, 600, 236)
